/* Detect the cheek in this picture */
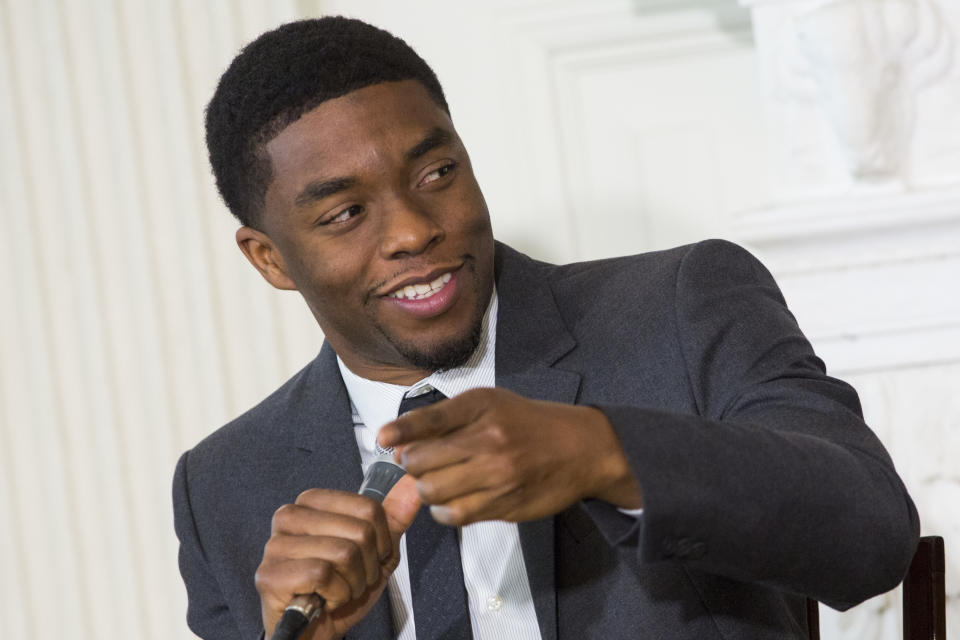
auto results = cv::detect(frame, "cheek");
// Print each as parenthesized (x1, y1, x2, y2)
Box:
(446, 184, 491, 233)
(283, 243, 360, 308)
(303, 261, 361, 303)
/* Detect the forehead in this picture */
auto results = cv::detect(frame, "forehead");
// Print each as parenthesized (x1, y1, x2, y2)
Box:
(264, 80, 454, 197)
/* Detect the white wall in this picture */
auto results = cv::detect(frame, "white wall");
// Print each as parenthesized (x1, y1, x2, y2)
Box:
(0, 0, 956, 638)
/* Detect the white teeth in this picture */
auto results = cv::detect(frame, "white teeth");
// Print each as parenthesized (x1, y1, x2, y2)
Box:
(389, 271, 453, 300)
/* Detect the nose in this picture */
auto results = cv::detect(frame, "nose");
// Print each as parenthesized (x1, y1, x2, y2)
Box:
(378, 195, 444, 259)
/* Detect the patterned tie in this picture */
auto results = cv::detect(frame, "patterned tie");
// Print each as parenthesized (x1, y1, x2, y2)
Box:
(398, 388, 473, 640)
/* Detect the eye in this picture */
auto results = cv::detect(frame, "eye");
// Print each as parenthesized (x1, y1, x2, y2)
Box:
(419, 161, 457, 187)
(322, 204, 364, 225)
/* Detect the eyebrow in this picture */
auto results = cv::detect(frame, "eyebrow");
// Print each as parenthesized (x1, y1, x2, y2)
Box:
(405, 127, 453, 162)
(293, 176, 356, 208)
(291, 128, 453, 208)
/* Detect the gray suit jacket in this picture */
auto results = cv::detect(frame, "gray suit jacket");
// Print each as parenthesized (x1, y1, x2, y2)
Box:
(174, 240, 919, 639)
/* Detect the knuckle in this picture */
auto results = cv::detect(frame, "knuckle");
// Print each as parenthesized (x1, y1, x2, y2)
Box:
(332, 538, 362, 567)
(399, 445, 417, 471)
(485, 421, 510, 447)
(253, 569, 270, 595)
(353, 495, 379, 521)
(356, 520, 377, 549)
(262, 535, 284, 559)
(417, 478, 436, 502)
(307, 560, 332, 590)
(390, 421, 408, 441)
(446, 505, 467, 526)
(253, 564, 274, 594)
(295, 487, 325, 505)
(271, 504, 298, 531)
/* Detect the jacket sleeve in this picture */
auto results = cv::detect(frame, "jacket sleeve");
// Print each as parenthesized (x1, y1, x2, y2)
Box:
(173, 449, 249, 639)
(587, 239, 919, 611)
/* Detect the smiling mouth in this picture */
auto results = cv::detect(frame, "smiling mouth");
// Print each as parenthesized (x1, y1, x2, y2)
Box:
(387, 272, 453, 300)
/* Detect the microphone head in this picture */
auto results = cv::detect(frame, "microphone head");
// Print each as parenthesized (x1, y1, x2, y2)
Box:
(358, 456, 406, 503)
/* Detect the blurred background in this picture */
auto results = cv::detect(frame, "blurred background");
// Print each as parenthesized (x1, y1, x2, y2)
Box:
(1, 0, 958, 638)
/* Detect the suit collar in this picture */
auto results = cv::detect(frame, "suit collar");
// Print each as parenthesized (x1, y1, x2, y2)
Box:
(494, 242, 577, 374)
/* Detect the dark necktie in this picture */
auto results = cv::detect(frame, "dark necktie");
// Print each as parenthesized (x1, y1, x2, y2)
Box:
(398, 388, 473, 640)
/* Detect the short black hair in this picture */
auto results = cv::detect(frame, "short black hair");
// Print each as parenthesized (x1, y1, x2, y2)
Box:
(205, 17, 449, 228)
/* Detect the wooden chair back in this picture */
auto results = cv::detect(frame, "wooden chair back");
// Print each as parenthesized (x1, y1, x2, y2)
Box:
(806, 535, 945, 640)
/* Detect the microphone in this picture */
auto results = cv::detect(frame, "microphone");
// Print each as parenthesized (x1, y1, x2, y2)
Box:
(270, 455, 407, 640)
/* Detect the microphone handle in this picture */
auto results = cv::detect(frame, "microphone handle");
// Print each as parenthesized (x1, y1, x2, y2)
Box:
(270, 457, 406, 640)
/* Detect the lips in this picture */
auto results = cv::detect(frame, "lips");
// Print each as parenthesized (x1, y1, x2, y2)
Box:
(382, 267, 461, 318)
(388, 272, 452, 300)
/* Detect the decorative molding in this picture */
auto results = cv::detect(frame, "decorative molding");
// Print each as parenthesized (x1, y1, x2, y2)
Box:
(500, 0, 753, 54)
(734, 186, 960, 267)
(733, 188, 960, 374)
(491, 0, 760, 257)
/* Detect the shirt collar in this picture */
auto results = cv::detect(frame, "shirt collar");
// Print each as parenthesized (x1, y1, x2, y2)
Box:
(337, 289, 498, 437)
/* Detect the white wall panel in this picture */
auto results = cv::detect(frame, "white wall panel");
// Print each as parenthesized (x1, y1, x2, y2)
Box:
(0, 1, 310, 638)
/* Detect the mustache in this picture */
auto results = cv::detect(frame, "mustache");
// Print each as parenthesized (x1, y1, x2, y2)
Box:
(365, 257, 473, 304)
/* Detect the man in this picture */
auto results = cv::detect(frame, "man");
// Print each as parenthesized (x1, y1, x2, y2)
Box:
(173, 16, 919, 640)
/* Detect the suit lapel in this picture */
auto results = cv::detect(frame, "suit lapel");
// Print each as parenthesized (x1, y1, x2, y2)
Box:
(494, 244, 580, 640)
(279, 344, 395, 640)
(282, 342, 364, 494)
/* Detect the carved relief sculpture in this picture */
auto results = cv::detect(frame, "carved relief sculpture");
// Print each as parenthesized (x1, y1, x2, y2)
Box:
(744, 0, 955, 195)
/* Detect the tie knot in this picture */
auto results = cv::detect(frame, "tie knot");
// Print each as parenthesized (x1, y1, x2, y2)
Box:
(398, 387, 448, 416)
(376, 387, 449, 457)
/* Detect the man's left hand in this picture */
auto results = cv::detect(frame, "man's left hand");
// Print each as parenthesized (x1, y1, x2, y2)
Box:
(376, 388, 642, 526)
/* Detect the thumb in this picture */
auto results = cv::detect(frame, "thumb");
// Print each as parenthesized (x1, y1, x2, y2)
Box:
(382, 474, 421, 543)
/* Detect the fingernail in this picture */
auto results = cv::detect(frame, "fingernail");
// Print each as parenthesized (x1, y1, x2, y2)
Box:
(430, 505, 452, 524)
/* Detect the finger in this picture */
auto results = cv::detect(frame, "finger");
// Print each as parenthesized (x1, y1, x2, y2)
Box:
(427, 487, 518, 527)
(414, 456, 505, 506)
(271, 504, 388, 571)
(264, 532, 378, 594)
(378, 388, 493, 447)
(400, 435, 473, 477)
(381, 474, 421, 544)
(289, 489, 393, 561)
(256, 556, 354, 611)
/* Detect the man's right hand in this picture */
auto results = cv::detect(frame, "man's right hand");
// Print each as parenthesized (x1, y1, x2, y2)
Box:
(255, 475, 421, 640)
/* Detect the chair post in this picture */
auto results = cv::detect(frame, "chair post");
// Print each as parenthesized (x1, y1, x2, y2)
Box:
(806, 598, 820, 640)
(902, 536, 945, 640)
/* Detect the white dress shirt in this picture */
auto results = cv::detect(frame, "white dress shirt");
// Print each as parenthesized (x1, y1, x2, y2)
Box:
(337, 291, 543, 640)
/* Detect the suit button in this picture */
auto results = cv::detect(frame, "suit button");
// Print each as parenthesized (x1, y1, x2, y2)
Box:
(675, 538, 707, 559)
(662, 538, 678, 556)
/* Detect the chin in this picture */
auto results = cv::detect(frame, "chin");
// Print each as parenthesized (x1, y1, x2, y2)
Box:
(380, 261, 493, 372)
(389, 320, 483, 372)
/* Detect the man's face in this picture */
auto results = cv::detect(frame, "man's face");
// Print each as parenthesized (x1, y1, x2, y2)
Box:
(248, 80, 494, 383)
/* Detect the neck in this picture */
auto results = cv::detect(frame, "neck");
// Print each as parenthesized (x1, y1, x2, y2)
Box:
(336, 356, 432, 386)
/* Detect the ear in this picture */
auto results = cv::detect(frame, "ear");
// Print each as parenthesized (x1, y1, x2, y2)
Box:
(235, 226, 297, 291)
